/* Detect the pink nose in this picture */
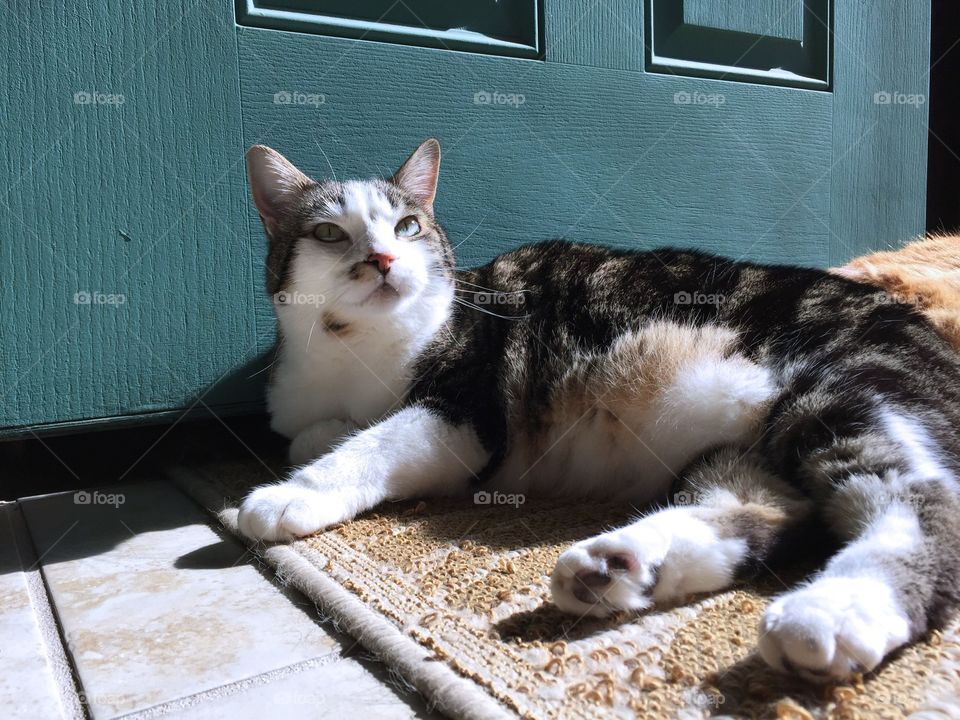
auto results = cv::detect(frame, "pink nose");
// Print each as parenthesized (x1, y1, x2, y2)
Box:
(367, 252, 396, 274)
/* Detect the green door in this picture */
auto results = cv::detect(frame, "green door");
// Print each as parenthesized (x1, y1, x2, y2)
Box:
(0, 1, 931, 435)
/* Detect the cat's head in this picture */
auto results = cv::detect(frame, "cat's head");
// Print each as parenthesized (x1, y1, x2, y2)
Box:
(245, 139, 454, 324)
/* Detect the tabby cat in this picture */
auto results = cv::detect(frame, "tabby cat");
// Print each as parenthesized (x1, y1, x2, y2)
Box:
(239, 139, 960, 682)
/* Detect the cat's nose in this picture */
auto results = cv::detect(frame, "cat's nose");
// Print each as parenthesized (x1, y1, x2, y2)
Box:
(366, 252, 396, 275)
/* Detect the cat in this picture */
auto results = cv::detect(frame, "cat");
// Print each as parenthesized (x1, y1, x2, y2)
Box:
(238, 139, 960, 683)
(831, 234, 960, 351)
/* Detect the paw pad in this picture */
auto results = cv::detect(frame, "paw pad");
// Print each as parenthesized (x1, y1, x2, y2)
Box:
(570, 553, 637, 603)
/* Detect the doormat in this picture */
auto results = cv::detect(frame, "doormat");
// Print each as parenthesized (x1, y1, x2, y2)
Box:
(173, 460, 960, 719)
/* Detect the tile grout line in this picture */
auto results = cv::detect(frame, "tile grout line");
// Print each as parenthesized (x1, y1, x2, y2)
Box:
(164, 474, 445, 717)
(114, 652, 348, 720)
(159, 477, 315, 606)
(170, 468, 508, 719)
(9, 503, 89, 720)
(16, 480, 378, 720)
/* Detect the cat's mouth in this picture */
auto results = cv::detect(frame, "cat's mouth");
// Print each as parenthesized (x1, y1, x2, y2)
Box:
(361, 280, 402, 305)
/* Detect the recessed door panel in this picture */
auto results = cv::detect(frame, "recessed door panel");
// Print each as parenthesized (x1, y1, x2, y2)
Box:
(648, 0, 831, 88)
(237, 0, 542, 58)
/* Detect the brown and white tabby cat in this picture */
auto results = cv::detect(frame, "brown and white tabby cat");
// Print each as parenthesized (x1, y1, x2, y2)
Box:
(832, 234, 960, 350)
(238, 139, 960, 683)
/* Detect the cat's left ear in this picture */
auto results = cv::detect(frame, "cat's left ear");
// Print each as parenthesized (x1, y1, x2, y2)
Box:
(392, 138, 441, 211)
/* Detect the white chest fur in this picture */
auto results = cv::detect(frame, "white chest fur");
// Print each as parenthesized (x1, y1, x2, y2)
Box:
(267, 285, 452, 440)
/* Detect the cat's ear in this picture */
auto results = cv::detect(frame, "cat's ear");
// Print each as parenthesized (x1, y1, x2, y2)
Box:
(392, 138, 441, 211)
(245, 145, 313, 234)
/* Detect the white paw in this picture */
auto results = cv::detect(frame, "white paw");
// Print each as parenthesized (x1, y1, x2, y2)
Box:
(551, 510, 744, 617)
(237, 482, 349, 542)
(758, 577, 912, 682)
(551, 529, 664, 617)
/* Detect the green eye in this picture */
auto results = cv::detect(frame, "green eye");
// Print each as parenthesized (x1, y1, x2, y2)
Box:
(314, 222, 347, 242)
(395, 216, 421, 238)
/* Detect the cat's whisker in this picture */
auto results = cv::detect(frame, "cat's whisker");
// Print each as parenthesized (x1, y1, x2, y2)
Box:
(452, 296, 529, 320)
(453, 287, 530, 299)
(247, 342, 284, 381)
(246, 358, 276, 380)
(314, 141, 337, 182)
(451, 212, 490, 252)
(453, 277, 528, 295)
(305, 317, 319, 353)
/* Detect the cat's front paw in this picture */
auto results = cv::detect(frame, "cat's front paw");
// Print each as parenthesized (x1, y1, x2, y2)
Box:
(551, 510, 746, 617)
(758, 577, 912, 682)
(237, 482, 347, 542)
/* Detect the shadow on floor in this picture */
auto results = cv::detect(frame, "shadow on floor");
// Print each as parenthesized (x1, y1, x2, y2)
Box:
(0, 412, 286, 576)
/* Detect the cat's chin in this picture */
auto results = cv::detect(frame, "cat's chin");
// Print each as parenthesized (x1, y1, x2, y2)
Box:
(361, 282, 404, 307)
(341, 281, 417, 317)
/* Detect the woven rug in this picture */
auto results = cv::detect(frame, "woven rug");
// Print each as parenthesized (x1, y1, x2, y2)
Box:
(173, 459, 960, 720)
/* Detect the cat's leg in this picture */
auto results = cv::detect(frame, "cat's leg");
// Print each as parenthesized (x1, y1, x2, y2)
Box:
(288, 418, 357, 464)
(757, 403, 960, 681)
(238, 405, 489, 541)
(551, 447, 811, 616)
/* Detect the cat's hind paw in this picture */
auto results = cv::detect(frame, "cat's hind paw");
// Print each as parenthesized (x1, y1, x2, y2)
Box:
(551, 509, 748, 617)
(551, 530, 663, 617)
(758, 577, 912, 682)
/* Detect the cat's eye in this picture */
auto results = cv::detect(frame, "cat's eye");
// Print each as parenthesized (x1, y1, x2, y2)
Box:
(395, 216, 421, 238)
(314, 222, 348, 243)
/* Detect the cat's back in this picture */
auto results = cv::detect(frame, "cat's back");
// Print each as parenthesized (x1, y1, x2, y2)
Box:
(454, 239, 953, 373)
(463, 239, 851, 324)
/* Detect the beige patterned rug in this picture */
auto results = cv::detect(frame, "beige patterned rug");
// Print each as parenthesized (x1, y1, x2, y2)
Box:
(174, 459, 960, 720)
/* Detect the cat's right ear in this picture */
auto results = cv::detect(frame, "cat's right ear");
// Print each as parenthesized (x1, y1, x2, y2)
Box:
(245, 145, 313, 236)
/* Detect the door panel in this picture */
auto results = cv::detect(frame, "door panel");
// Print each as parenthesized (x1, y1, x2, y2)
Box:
(237, 0, 542, 58)
(0, 0, 931, 435)
(647, 0, 831, 88)
(684, 0, 805, 40)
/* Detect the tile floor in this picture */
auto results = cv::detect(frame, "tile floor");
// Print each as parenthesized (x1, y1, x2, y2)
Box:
(0, 478, 442, 719)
